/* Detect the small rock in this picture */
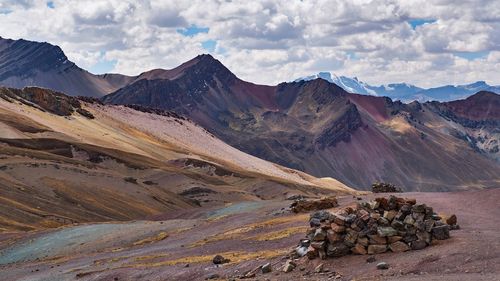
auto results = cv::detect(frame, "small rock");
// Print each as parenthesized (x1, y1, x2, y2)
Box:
(306, 246, 318, 259)
(283, 260, 296, 273)
(313, 229, 327, 241)
(330, 223, 346, 233)
(412, 204, 426, 213)
(314, 263, 324, 273)
(206, 273, 220, 280)
(383, 210, 398, 221)
(445, 214, 457, 226)
(377, 226, 398, 237)
(333, 214, 346, 225)
(261, 263, 272, 274)
(212, 255, 230, 265)
(366, 256, 377, 263)
(184, 263, 190, 268)
(244, 272, 256, 278)
(296, 246, 308, 257)
(376, 262, 389, 270)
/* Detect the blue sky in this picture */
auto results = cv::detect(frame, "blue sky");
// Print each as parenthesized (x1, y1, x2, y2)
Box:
(407, 19, 436, 29)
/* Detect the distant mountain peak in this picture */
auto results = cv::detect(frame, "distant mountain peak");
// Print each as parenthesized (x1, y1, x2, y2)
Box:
(296, 72, 500, 102)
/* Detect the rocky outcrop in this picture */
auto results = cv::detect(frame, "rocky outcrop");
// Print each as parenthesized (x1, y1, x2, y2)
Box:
(290, 197, 338, 213)
(0, 87, 94, 118)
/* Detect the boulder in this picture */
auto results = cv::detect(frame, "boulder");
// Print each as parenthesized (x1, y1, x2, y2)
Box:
(351, 243, 367, 255)
(331, 223, 346, 233)
(416, 230, 432, 244)
(412, 204, 426, 213)
(383, 210, 397, 221)
(432, 225, 450, 240)
(291, 197, 338, 213)
(368, 235, 387, 245)
(326, 230, 343, 243)
(313, 229, 327, 241)
(410, 239, 427, 250)
(306, 246, 318, 259)
(377, 226, 398, 237)
(387, 236, 402, 243)
(310, 210, 335, 223)
(357, 237, 369, 246)
(261, 263, 272, 274)
(334, 215, 346, 226)
(445, 214, 457, 226)
(344, 230, 359, 246)
(367, 245, 387, 254)
(327, 242, 351, 257)
(212, 255, 230, 265)
(389, 241, 410, 253)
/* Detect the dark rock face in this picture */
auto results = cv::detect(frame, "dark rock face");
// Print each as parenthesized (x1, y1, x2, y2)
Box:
(0, 37, 133, 97)
(315, 104, 362, 148)
(0, 87, 93, 118)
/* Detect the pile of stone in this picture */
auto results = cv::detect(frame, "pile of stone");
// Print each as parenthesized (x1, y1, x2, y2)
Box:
(372, 182, 402, 193)
(290, 196, 338, 213)
(294, 196, 456, 260)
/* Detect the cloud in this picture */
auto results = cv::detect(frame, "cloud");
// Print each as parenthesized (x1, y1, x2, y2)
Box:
(0, 0, 498, 87)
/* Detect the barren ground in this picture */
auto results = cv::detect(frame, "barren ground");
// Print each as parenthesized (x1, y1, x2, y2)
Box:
(0, 189, 499, 281)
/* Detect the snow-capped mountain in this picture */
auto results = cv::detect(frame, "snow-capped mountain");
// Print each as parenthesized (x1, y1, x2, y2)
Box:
(295, 72, 500, 102)
(295, 72, 423, 98)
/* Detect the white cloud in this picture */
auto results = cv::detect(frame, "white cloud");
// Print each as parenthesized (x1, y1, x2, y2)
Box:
(0, 0, 498, 87)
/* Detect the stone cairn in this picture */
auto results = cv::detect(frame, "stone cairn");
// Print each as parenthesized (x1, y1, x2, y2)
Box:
(294, 196, 456, 260)
(371, 182, 402, 193)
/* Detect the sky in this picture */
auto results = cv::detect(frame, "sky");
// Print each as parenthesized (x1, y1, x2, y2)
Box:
(0, 0, 498, 87)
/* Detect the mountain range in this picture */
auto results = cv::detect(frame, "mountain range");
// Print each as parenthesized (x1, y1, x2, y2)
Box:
(1, 37, 499, 191)
(296, 72, 500, 102)
(103, 55, 500, 190)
